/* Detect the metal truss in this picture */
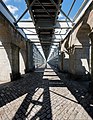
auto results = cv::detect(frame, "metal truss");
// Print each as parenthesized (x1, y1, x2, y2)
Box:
(15, 0, 36, 25)
(49, 0, 73, 24)
(37, 0, 54, 20)
(13, 0, 91, 59)
(16, 26, 72, 29)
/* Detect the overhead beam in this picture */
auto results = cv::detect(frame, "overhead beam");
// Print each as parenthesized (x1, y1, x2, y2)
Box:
(16, 26, 72, 29)
(37, 0, 54, 20)
(35, 44, 58, 46)
(14, 0, 36, 24)
(29, 38, 60, 39)
(49, 0, 73, 24)
(29, 8, 35, 25)
(73, 0, 89, 21)
(26, 34, 66, 35)
(19, 20, 70, 22)
(67, 0, 76, 17)
(34, 9, 56, 12)
(31, 41, 60, 43)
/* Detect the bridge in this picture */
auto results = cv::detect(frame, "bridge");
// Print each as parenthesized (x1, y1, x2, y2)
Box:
(0, 0, 93, 119)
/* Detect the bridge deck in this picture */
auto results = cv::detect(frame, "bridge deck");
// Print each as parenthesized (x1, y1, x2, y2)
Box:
(0, 64, 93, 120)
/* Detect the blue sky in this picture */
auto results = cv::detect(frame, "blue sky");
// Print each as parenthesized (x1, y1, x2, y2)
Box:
(59, 0, 84, 19)
(2, 0, 30, 20)
(2, 0, 84, 20)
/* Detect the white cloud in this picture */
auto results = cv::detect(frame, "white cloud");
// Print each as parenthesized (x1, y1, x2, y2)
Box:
(14, 14, 19, 20)
(7, 5, 18, 14)
(2, 0, 21, 3)
(58, 13, 63, 19)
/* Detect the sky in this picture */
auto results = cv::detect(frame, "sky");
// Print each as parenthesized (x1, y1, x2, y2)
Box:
(2, 0, 84, 21)
(2, 0, 85, 59)
(2, 0, 31, 20)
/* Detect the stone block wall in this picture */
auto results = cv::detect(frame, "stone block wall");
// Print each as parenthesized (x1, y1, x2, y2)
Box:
(0, 13, 27, 83)
(60, 1, 93, 80)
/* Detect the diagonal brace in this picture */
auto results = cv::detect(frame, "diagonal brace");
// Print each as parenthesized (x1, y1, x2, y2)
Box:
(15, 0, 36, 25)
(49, 0, 73, 24)
(37, 0, 54, 20)
(67, 0, 76, 17)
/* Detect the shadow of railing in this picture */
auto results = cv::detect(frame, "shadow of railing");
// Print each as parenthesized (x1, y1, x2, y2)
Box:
(0, 64, 93, 119)
(50, 64, 93, 119)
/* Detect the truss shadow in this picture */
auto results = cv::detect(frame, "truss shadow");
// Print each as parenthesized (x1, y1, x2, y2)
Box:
(0, 64, 93, 119)
(50, 64, 93, 119)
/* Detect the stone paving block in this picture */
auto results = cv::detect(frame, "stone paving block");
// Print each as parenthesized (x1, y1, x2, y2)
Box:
(0, 64, 93, 120)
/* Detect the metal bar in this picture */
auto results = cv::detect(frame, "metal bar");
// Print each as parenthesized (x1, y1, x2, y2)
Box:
(49, 0, 73, 23)
(37, 0, 54, 20)
(65, 0, 76, 28)
(19, 20, 70, 22)
(26, 34, 66, 35)
(35, 44, 58, 46)
(67, 0, 76, 17)
(15, 9, 28, 25)
(73, 0, 89, 21)
(31, 41, 60, 43)
(16, 27, 72, 29)
(54, 0, 60, 24)
(24, 29, 36, 33)
(29, 10, 35, 25)
(30, 38, 60, 42)
(15, 0, 36, 24)
(19, 21, 33, 22)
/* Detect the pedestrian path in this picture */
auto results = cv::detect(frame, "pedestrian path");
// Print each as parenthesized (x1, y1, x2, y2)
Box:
(0, 64, 93, 120)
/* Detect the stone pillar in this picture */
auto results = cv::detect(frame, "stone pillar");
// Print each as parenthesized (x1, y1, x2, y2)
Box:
(60, 39, 70, 72)
(0, 18, 20, 82)
(11, 44, 20, 80)
(25, 41, 34, 72)
(89, 32, 93, 93)
(63, 52, 69, 72)
(19, 49, 26, 75)
(58, 52, 63, 71)
(0, 42, 20, 82)
(69, 45, 76, 75)
(58, 42, 63, 71)
(0, 42, 12, 83)
(69, 44, 90, 80)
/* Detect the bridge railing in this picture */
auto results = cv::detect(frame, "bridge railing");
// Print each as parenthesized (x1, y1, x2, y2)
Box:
(33, 45, 45, 68)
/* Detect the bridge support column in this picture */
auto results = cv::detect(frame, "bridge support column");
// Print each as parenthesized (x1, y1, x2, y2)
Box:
(0, 13, 27, 82)
(63, 52, 69, 72)
(89, 32, 93, 93)
(69, 46, 77, 76)
(58, 40, 70, 72)
(20, 49, 26, 75)
(69, 44, 90, 80)
(11, 44, 20, 80)
(58, 43, 63, 71)
(25, 41, 34, 73)
(0, 42, 20, 82)
(58, 51, 63, 71)
(0, 21, 20, 82)
(0, 42, 12, 83)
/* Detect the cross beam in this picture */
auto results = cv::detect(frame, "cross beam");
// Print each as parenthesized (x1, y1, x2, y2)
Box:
(37, 0, 54, 20)
(16, 27, 72, 29)
(49, 0, 73, 24)
(14, 0, 36, 25)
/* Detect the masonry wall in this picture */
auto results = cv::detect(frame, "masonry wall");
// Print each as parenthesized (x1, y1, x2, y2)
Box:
(0, 42, 12, 83)
(60, 1, 93, 79)
(0, 13, 27, 83)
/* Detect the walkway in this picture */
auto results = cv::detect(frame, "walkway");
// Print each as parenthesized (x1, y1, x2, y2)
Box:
(0, 64, 93, 120)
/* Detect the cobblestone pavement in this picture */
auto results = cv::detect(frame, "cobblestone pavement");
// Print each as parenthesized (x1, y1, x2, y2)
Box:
(0, 64, 93, 120)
